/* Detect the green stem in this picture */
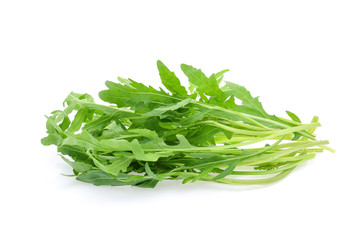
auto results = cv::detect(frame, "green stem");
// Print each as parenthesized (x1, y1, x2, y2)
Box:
(214, 168, 295, 185)
(159, 168, 295, 185)
(202, 120, 274, 136)
(238, 140, 329, 166)
(192, 101, 272, 129)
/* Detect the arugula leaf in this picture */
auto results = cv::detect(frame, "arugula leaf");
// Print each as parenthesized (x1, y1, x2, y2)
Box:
(105, 157, 133, 175)
(67, 107, 90, 133)
(224, 81, 271, 118)
(135, 179, 159, 188)
(130, 139, 162, 162)
(99, 79, 180, 111)
(214, 69, 229, 84)
(187, 125, 221, 145)
(145, 162, 158, 179)
(76, 170, 145, 186)
(41, 133, 63, 146)
(157, 60, 188, 97)
(60, 155, 93, 173)
(143, 98, 191, 118)
(181, 64, 223, 98)
(286, 110, 301, 123)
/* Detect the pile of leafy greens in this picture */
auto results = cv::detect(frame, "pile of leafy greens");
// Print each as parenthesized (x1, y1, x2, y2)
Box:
(41, 61, 333, 188)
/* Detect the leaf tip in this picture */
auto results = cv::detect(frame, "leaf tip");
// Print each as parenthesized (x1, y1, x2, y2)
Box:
(180, 63, 189, 70)
(156, 60, 163, 66)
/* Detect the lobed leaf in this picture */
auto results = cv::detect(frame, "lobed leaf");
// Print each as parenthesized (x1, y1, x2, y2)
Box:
(181, 64, 223, 97)
(157, 60, 188, 97)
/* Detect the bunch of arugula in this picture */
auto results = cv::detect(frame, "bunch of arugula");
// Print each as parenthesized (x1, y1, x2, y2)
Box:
(41, 61, 333, 188)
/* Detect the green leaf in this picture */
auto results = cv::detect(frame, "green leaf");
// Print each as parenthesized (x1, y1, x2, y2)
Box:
(129, 128, 162, 141)
(225, 81, 271, 118)
(292, 132, 302, 141)
(191, 164, 215, 182)
(64, 92, 94, 109)
(143, 99, 191, 117)
(57, 144, 89, 162)
(87, 150, 108, 172)
(65, 92, 138, 117)
(99, 139, 132, 151)
(60, 155, 93, 173)
(62, 131, 110, 152)
(214, 69, 229, 84)
(135, 179, 159, 188)
(157, 60, 188, 96)
(50, 110, 71, 131)
(181, 64, 223, 97)
(105, 156, 133, 175)
(99, 79, 180, 111)
(76, 170, 142, 186)
(187, 125, 221, 145)
(211, 161, 237, 181)
(145, 162, 158, 179)
(83, 115, 120, 133)
(223, 95, 236, 109)
(130, 139, 161, 162)
(41, 133, 63, 146)
(67, 107, 90, 133)
(286, 110, 301, 123)
(182, 177, 194, 184)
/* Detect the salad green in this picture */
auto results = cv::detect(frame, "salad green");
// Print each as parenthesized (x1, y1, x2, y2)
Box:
(42, 61, 333, 188)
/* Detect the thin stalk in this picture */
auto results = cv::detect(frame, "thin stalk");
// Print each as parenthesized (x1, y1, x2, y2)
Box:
(200, 123, 321, 150)
(159, 168, 295, 185)
(217, 117, 271, 131)
(202, 120, 275, 136)
(192, 101, 273, 129)
(148, 123, 323, 154)
(277, 116, 303, 126)
(238, 140, 329, 167)
(214, 168, 295, 185)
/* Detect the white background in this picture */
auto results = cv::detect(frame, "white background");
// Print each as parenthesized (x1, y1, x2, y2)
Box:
(1, 1, 359, 239)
